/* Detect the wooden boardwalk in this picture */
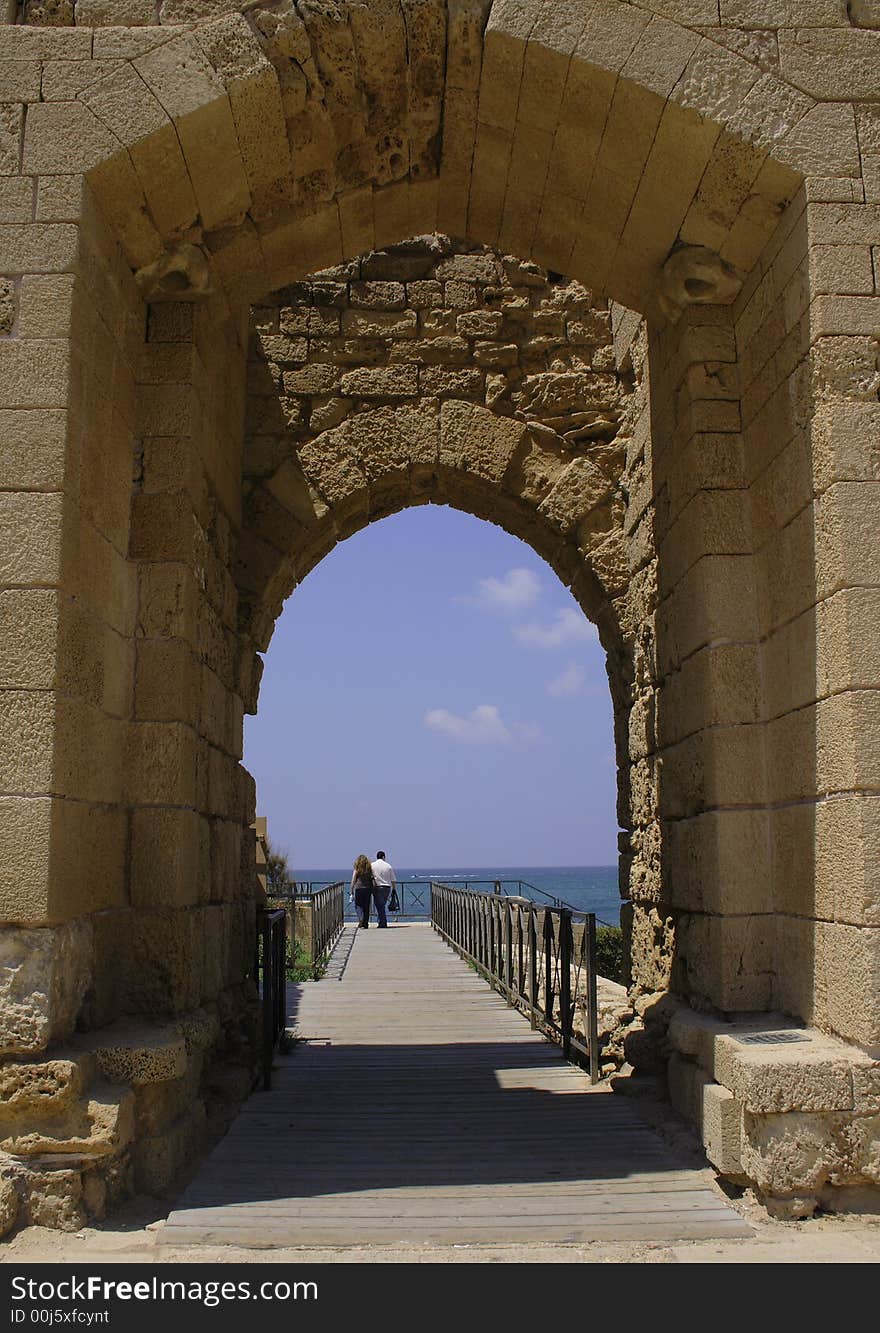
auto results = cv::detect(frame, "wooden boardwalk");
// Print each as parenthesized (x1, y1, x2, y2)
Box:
(162, 922, 751, 1248)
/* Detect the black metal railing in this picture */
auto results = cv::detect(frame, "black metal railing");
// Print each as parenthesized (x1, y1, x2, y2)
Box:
(282, 877, 583, 919)
(430, 882, 600, 1082)
(253, 907, 287, 1090)
(304, 881, 345, 960)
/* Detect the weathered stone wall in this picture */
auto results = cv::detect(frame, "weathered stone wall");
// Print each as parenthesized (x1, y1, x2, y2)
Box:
(242, 235, 628, 635)
(0, 0, 879, 1220)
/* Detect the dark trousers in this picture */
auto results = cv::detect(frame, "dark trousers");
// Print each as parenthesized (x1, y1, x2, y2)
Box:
(372, 886, 390, 927)
(354, 886, 371, 925)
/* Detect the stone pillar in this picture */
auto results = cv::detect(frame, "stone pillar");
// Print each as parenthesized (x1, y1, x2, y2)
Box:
(292, 900, 316, 963)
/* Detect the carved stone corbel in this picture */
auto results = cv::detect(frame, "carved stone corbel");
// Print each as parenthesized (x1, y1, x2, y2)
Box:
(135, 243, 213, 303)
(656, 245, 741, 323)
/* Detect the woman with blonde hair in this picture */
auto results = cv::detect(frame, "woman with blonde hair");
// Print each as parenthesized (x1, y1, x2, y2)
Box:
(350, 854, 374, 929)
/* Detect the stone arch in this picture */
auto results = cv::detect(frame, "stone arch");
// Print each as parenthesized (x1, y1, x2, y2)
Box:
(2, 0, 880, 1222)
(49, 2, 821, 312)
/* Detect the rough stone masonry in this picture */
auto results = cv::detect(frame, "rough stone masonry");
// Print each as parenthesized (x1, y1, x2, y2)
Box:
(0, 0, 879, 1227)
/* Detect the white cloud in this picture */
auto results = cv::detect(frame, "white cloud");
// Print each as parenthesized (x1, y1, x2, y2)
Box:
(547, 662, 587, 698)
(514, 607, 596, 648)
(424, 704, 539, 746)
(459, 567, 541, 613)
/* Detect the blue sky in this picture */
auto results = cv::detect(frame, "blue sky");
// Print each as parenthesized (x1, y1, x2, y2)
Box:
(244, 505, 618, 869)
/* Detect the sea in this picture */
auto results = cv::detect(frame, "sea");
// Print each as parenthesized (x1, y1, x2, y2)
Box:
(294, 865, 622, 928)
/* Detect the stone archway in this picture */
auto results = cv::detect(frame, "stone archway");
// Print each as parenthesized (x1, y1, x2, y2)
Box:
(1, 0, 879, 1223)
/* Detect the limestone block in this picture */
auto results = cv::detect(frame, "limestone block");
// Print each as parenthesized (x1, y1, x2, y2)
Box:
(0, 796, 54, 923)
(779, 28, 880, 101)
(76, 0, 157, 21)
(341, 308, 418, 338)
(135, 35, 252, 231)
(0, 177, 35, 225)
(439, 399, 525, 483)
(209, 817, 239, 904)
(0, 28, 89, 59)
(124, 721, 198, 807)
(130, 807, 204, 911)
(538, 457, 613, 535)
(349, 402, 439, 481)
(663, 808, 771, 916)
(22, 101, 124, 177)
(350, 281, 405, 310)
(15, 1164, 85, 1232)
(0, 920, 92, 1056)
(16, 274, 75, 340)
(849, 0, 880, 23)
(713, 1030, 857, 1114)
(0, 102, 22, 176)
(134, 1064, 197, 1140)
(282, 364, 340, 395)
(0, 341, 69, 409)
(436, 253, 499, 284)
(22, 0, 73, 21)
(667, 1051, 705, 1125)
(134, 1106, 203, 1195)
(0, 689, 56, 795)
(77, 1021, 187, 1085)
(81, 60, 199, 238)
(420, 367, 483, 397)
(457, 309, 503, 338)
(134, 638, 199, 726)
(701, 1081, 744, 1177)
(0, 61, 41, 104)
(668, 1007, 730, 1070)
(123, 910, 203, 1015)
(195, 16, 293, 222)
(740, 1108, 845, 1195)
(852, 1065, 880, 1113)
(778, 102, 860, 179)
(820, 922, 880, 1046)
(0, 588, 58, 689)
(0, 1082, 134, 1159)
(0, 409, 66, 492)
(0, 1175, 18, 1239)
(338, 365, 419, 398)
(392, 335, 470, 364)
(677, 913, 774, 1011)
(0, 1056, 88, 1114)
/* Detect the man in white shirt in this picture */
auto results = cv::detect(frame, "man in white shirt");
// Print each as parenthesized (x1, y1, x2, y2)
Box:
(370, 851, 396, 929)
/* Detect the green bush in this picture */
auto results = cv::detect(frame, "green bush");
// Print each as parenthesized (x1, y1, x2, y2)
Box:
(286, 937, 325, 982)
(595, 925, 624, 984)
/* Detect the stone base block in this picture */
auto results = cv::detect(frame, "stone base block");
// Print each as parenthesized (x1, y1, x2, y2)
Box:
(0, 1173, 18, 1238)
(667, 1006, 880, 1209)
(134, 1103, 207, 1196)
(0, 986, 256, 1230)
(0, 921, 93, 1056)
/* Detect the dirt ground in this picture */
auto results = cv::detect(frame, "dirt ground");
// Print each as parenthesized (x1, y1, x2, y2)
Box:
(3, 1191, 880, 1265)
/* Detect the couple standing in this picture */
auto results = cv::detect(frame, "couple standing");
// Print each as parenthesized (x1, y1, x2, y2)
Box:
(350, 851, 397, 929)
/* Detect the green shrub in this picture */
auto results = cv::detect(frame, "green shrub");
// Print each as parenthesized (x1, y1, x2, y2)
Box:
(286, 937, 324, 982)
(595, 925, 624, 984)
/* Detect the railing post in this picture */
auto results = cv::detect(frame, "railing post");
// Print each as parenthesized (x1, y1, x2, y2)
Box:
(543, 910, 554, 1027)
(488, 894, 496, 979)
(479, 895, 488, 972)
(505, 899, 513, 1001)
(529, 903, 538, 1028)
(587, 912, 599, 1085)
(560, 908, 572, 1060)
(516, 903, 524, 1003)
